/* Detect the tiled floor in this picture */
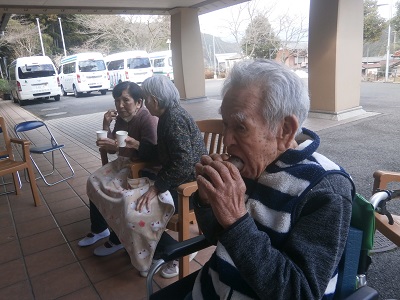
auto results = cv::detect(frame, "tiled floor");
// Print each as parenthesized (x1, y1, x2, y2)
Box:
(0, 158, 215, 300)
(0, 100, 215, 300)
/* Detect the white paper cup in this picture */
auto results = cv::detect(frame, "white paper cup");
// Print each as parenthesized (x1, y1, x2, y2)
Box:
(96, 130, 108, 140)
(116, 130, 128, 147)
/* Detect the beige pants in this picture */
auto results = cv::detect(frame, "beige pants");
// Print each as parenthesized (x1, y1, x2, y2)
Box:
(87, 157, 175, 271)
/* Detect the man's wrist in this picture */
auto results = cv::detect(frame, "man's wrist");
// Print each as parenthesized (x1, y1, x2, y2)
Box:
(193, 192, 210, 208)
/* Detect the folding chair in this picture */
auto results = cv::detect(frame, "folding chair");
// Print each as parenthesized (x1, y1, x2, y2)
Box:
(145, 193, 379, 300)
(0, 117, 41, 206)
(14, 120, 74, 186)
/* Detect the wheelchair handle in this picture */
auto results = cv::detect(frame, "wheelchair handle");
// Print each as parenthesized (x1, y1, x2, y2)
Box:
(369, 189, 400, 225)
(369, 190, 391, 210)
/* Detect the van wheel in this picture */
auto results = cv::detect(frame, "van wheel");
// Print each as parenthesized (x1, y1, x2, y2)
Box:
(19, 99, 26, 106)
(61, 85, 67, 96)
(54, 95, 61, 101)
(101, 89, 107, 95)
(73, 85, 81, 98)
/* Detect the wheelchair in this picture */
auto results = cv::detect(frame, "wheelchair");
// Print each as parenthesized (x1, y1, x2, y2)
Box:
(143, 189, 400, 300)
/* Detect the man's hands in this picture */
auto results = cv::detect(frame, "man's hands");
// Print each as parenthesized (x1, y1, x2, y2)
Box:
(136, 185, 159, 212)
(195, 154, 247, 228)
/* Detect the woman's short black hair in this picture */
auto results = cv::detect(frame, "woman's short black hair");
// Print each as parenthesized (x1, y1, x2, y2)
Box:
(112, 81, 144, 102)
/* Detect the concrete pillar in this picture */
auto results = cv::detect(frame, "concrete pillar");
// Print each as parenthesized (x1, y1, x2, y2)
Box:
(308, 0, 365, 120)
(170, 8, 205, 100)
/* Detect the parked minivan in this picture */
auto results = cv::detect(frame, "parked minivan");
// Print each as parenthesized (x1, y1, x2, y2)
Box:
(8, 56, 61, 106)
(105, 51, 153, 89)
(58, 52, 109, 97)
(149, 50, 174, 81)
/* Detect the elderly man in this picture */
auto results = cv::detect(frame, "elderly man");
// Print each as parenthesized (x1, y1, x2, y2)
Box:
(193, 60, 353, 299)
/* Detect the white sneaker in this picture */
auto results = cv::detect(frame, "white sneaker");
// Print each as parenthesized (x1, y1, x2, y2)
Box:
(93, 241, 124, 256)
(160, 260, 179, 279)
(160, 251, 198, 279)
(78, 228, 110, 247)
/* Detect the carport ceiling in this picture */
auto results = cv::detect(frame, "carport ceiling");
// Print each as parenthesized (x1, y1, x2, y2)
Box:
(0, 0, 249, 15)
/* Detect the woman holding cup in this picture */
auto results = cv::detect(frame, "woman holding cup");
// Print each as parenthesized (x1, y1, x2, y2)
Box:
(79, 81, 158, 256)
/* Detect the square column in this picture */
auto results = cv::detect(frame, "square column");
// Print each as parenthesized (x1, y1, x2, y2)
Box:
(170, 8, 206, 100)
(308, 0, 365, 120)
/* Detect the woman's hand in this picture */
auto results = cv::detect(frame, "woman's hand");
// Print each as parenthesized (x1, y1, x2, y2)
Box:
(96, 137, 118, 152)
(125, 136, 140, 150)
(196, 154, 247, 228)
(103, 109, 118, 131)
(136, 185, 159, 212)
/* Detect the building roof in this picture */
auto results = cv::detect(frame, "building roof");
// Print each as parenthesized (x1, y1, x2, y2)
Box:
(0, 0, 251, 31)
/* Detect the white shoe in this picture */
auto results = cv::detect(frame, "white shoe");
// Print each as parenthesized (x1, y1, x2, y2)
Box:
(160, 251, 198, 279)
(93, 241, 124, 256)
(160, 260, 179, 279)
(78, 228, 110, 247)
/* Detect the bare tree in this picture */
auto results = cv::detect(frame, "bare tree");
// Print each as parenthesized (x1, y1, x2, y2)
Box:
(223, 0, 308, 62)
(270, 12, 308, 63)
(71, 14, 170, 55)
(220, 0, 278, 51)
(2, 18, 42, 57)
(144, 15, 171, 52)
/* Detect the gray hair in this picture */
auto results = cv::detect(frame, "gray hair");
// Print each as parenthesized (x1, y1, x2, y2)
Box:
(221, 59, 310, 135)
(141, 75, 180, 109)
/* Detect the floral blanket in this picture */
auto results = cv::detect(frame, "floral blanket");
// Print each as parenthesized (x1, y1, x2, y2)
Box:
(87, 156, 175, 272)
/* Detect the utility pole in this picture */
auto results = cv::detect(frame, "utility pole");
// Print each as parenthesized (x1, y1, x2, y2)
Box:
(58, 17, 67, 56)
(385, 0, 392, 82)
(36, 18, 45, 56)
(213, 34, 217, 79)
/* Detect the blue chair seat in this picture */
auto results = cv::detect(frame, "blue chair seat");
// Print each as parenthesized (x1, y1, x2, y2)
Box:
(30, 144, 64, 154)
(14, 120, 74, 186)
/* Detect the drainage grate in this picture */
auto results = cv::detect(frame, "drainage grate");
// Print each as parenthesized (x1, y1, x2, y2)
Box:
(371, 230, 397, 253)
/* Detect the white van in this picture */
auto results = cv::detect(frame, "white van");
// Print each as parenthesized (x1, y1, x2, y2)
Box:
(8, 56, 61, 106)
(105, 51, 153, 88)
(58, 52, 109, 98)
(149, 50, 174, 81)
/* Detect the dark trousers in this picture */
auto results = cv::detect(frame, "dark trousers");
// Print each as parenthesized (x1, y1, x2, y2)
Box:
(90, 200, 120, 244)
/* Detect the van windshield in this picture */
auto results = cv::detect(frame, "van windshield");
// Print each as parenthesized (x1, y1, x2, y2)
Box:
(18, 64, 56, 79)
(78, 60, 106, 72)
(127, 58, 151, 69)
(153, 58, 165, 68)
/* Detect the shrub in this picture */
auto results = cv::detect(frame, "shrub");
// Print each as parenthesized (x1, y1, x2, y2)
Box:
(0, 79, 11, 100)
(0, 79, 10, 93)
(204, 68, 214, 79)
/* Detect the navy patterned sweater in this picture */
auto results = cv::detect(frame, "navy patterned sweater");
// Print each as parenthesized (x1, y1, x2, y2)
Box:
(193, 128, 354, 300)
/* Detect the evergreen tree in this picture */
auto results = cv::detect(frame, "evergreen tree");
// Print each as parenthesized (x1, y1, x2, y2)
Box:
(364, 0, 386, 44)
(241, 14, 280, 59)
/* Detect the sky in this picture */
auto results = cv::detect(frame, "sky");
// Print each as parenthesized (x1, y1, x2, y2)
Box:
(198, 0, 310, 40)
(376, 0, 395, 19)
